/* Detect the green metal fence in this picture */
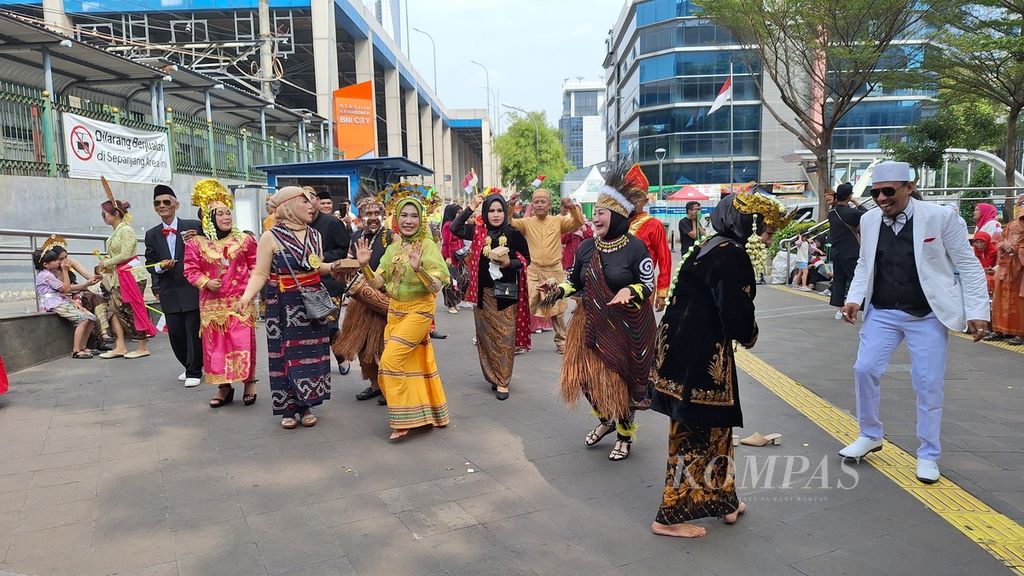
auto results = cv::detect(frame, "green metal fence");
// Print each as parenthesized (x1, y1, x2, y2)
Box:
(0, 81, 333, 182)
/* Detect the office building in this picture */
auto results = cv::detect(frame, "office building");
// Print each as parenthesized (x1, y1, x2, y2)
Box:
(559, 78, 607, 170)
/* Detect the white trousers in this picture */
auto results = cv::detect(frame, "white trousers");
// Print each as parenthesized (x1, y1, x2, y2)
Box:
(853, 306, 948, 461)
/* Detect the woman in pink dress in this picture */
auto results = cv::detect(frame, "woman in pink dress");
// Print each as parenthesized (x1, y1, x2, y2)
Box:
(183, 180, 259, 407)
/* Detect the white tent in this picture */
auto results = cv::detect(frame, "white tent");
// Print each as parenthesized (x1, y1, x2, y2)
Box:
(566, 166, 607, 202)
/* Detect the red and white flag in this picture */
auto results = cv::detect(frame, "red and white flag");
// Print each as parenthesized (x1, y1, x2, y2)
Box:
(461, 168, 478, 194)
(707, 76, 733, 116)
(531, 175, 546, 188)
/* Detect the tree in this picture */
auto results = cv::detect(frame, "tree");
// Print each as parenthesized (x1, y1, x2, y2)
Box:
(928, 0, 1024, 212)
(699, 0, 937, 216)
(494, 111, 573, 198)
(960, 164, 996, 224)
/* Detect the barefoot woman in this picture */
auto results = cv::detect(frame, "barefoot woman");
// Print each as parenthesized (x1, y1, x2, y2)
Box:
(650, 191, 793, 538)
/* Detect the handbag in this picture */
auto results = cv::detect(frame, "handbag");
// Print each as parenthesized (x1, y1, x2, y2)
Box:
(273, 236, 339, 322)
(493, 280, 518, 301)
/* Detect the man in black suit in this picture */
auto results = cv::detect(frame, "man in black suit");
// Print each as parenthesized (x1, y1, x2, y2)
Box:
(145, 184, 204, 387)
(827, 182, 867, 312)
(311, 189, 352, 374)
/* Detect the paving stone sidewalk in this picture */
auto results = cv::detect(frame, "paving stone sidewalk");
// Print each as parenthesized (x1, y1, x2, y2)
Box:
(0, 292, 1015, 576)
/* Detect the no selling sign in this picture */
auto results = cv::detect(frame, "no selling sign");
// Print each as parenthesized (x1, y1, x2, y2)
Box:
(62, 112, 172, 184)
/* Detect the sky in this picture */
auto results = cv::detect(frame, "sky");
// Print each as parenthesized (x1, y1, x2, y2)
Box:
(402, 0, 626, 131)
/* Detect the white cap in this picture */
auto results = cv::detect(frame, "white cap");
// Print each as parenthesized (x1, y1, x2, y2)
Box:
(872, 161, 912, 184)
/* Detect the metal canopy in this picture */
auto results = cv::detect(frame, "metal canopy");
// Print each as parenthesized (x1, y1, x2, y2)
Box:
(0, 11, 166, 95)
(450, 119, 485, 156)
(256, 157, 433, 187)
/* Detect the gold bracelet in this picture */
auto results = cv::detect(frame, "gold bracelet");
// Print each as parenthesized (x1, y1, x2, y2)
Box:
(416, 269, 439, 291)
(361, 265, 375, 280)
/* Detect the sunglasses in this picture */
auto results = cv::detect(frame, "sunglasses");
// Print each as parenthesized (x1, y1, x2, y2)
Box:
(153, 199, 175, 207)
(869, 185, 903, 199)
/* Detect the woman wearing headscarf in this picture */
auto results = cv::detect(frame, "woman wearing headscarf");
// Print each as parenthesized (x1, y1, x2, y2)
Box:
(539, 162, 656, 461)
(237, 186, 343, 429)
(184, 179, 259, 408)
(451, 192, 531, 400)
(354, 183, 451, 440)
(440, 204, 468, 314)
(974, 203, 1002, 241)
(649, 192, 793, 539)
(97, 194, 155, 359)
(989, 196, 1024, 345)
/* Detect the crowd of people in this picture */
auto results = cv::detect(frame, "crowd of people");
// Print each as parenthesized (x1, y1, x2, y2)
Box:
(28, 157, 1022, 539)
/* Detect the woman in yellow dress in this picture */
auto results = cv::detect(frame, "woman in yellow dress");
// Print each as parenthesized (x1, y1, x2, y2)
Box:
(354, 184, 451, 440)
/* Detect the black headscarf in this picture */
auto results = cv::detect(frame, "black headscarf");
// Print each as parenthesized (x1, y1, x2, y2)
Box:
(482, 194, 510, 232)
(710, 197, 760, 242)
(208, 208, 232, 240)
(442, 204, 460, 226)
(602, 211, 631, 241)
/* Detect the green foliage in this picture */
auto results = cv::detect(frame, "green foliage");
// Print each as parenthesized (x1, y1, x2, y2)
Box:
(960, 164, 996, 225)
(768, 220, 826, 259)
(494, 111, 573, 196)
(883, 115, 951, 172)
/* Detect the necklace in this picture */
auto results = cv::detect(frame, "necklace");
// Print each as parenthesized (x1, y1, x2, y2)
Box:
(595, 235, 628, 253)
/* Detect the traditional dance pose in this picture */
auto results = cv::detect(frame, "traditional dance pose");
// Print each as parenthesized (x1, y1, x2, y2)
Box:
(540, 165, 655, 461)
(452, 192, 531, 400)
(354, 183, 450, 440)
(840, 161, 989, 483)
(238, 186, 342, 429)
(183, 179, 259, 407)
(145, 184, 204, 386)
(650, 191, 793, 538)
(333, 187, 393, 403)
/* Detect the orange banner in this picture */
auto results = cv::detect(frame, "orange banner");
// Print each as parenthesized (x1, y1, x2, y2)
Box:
(333, 81, 377, 159)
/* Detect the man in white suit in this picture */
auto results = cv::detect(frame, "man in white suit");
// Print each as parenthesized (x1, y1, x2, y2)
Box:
(839, 161, 989, 484)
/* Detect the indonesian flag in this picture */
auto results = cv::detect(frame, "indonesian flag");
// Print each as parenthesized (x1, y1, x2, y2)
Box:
(461, 168, 478, 194)
(531, 175, 546, 188)
(707, 76, 733, 116)
(155, 314, 168, 333)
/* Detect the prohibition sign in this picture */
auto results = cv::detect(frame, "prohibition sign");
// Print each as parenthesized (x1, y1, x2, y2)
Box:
(70, 125, 94, 161)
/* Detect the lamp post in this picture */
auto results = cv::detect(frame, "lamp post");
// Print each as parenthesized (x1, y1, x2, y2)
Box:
(503, 103, 539, 174)
(655, 147, 667, 199)
(470, 60, 491, 123)
(411, 27, 437, 97)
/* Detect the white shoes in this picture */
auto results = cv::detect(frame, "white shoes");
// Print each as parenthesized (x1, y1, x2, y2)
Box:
(178, 371, 187, 382)
(839, 436, 883, 459)
(835, 310, 844, 320)
(916, 459, 940, 484)
(184, 377, 201, 388)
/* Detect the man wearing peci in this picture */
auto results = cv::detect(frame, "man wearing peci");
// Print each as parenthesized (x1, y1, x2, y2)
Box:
(145, 184, 204, 387)
(839, 161, 989, 484)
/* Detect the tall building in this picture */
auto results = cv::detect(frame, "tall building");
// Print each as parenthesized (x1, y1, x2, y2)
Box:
(559, 79, 607, 170)
(602, 0, 933, 190)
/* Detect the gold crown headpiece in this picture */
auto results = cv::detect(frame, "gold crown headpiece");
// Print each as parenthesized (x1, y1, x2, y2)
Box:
(732, 191, 797, 230)
(378, 181, 439, 240)
(40, 234, 67, 254)
(191, 179, 238, 239)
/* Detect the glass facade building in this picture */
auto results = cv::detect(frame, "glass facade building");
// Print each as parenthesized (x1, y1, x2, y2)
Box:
(604, 0, 934, 188)
(560, 80, 607, 170)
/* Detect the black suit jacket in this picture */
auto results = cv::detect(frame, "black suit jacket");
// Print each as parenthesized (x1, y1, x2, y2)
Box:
(311, 212, 352, 296)
(827, 204, 867, 261)
(145, 218, 202, 313)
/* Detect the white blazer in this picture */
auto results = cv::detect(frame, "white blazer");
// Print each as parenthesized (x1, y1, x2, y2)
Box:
(846, 198, 990, 331)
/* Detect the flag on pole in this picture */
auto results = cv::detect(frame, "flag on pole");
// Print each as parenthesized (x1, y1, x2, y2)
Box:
(155, 314, 168, 333)
(531, 175, 546, 188)
(707, 76, 733, 116)
(461, 168, 478, 195)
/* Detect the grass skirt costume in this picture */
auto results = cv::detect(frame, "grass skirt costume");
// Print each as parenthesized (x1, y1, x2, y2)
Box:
(332, 277, 389, 382)
(265, 226, 332, 416)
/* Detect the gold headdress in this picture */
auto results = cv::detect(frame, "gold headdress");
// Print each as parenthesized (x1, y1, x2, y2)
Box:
(191, 179, 237, 239)
(40, 234, 67, 254)
(732, 191, 797, 230)
(377, 181, 439, 240)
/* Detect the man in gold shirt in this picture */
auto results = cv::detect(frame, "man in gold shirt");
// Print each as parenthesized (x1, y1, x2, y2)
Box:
(510, 188, 584, 353)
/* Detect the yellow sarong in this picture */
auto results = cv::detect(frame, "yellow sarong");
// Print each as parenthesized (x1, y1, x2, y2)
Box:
(379, 294, 450, 430)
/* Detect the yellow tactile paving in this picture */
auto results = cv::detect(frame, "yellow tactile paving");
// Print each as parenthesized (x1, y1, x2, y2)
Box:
(735, 348, 1024, 575)
(769, 285, 1024, 356)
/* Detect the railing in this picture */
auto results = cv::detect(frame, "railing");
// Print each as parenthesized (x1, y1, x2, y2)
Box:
(0, 227, 145, 319)
(780, 220, 832, 281)
(0, 81, 332, 182)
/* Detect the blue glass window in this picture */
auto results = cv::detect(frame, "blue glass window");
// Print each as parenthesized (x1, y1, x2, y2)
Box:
(636, 0, 700, 26)
(640, 161, 759, 185)
(639, 105, 761, 136)
(638, 51, 758, 83)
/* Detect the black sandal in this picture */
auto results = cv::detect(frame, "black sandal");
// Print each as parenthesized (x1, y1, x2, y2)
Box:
(608, 439, 631, 461)
(210, 385, 234, 408)
(585, 422, 615, 447)
(72, 350, 94, 359)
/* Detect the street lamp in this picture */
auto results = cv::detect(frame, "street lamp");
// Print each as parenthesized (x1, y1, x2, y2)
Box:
(470, 59, 491, 122)
(655, 147, 667, 198)
(411, 27, 438, 98)
(503, 103, 539, 173)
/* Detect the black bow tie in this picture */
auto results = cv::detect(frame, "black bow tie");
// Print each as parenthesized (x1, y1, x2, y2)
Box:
(883, 212, 908, 228)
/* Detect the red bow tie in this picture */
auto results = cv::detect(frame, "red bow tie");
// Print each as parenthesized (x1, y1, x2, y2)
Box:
(162, 227, 177, 237)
